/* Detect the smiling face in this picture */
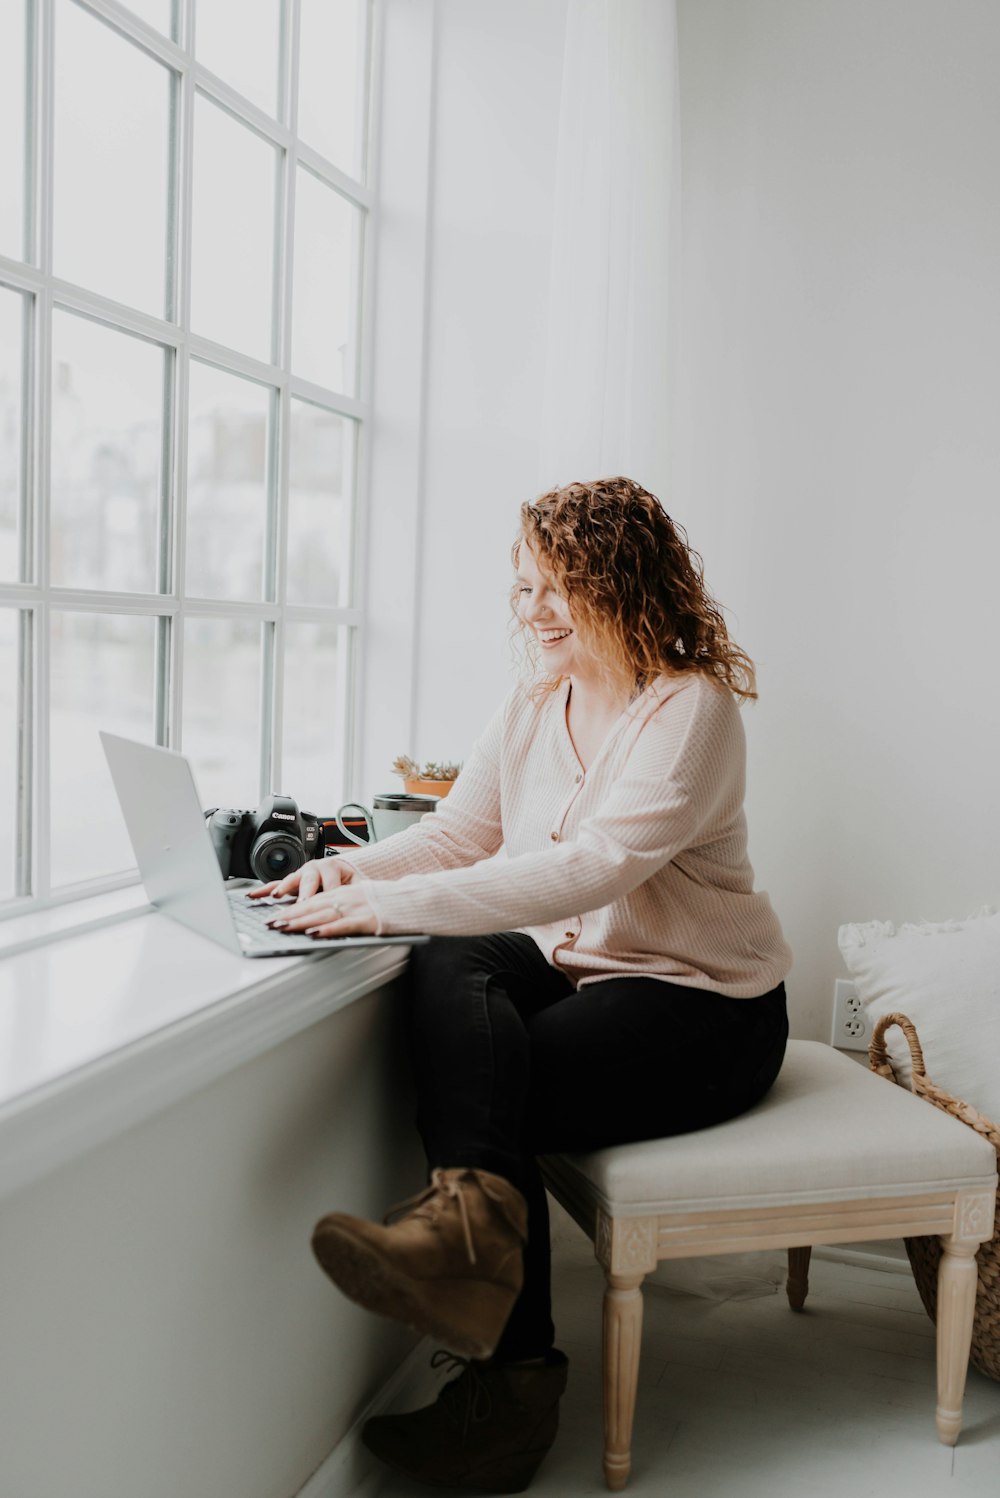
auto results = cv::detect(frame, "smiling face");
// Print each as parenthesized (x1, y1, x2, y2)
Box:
(515, 541, 597, 680)
(514, 478, 758, 704)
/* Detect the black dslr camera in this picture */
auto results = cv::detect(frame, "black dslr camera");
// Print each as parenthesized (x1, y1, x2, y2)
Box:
(205, 795, 322, 881)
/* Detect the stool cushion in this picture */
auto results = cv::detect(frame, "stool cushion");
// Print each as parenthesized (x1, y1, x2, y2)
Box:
(549, 1041, 997, 1216)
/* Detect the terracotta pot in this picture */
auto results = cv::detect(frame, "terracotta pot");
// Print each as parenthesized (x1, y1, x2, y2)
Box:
(403, 778, 454, 798)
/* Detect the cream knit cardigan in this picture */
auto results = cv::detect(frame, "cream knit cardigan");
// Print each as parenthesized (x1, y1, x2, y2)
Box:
(340, 672, 792, 998)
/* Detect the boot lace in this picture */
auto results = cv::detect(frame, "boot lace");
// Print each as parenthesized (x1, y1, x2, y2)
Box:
(430, 1350, 493, 1435)
(384, 1167, 510, 1266)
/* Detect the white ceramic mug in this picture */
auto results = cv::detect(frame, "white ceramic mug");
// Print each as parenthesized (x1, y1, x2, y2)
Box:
(334, 792, 439, 846)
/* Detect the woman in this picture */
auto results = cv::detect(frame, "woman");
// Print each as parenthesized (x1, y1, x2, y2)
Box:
(250, 476, 792, 1492)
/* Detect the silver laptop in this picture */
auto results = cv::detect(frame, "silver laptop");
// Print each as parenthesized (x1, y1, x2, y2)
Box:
(100, 731, 427, 958)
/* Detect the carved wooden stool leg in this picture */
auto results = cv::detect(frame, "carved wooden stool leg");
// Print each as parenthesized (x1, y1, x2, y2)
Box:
(786, 1245, 812, 1311)
(935, 1238, 979, 1445)
(602, 1270, 645, 1491)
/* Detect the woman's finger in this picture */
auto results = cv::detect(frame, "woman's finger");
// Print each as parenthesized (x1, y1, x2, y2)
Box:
(269, 892, 327, 924)
(248, 875, 295, 899)
(246, 877, 278, 897)
(295, 860, 325, 900)
(268, 907, 338, 931)
(304, 922, 356, 939)
(247, 857, 352, 902)
(267, 890, 377, 935)
(248, 867, 304, 900)
(266, 897, 339, 928)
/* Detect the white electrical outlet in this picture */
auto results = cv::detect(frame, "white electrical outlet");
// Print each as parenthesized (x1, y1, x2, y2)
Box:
(831, 978, 869, 1052)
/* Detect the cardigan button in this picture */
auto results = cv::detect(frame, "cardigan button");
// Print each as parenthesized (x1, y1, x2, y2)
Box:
(575, 772, 583, 783)
(550, 831, 559, 842)
(565, 931, 575, 939)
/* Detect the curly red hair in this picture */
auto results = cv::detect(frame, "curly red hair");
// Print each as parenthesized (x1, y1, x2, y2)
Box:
(512, 477, 757, 702)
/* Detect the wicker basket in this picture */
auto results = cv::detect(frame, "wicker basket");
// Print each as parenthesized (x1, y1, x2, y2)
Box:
(868, 1011, 1000, 1381)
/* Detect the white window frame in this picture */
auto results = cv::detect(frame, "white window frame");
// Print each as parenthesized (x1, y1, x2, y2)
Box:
(0, 0, 381, 916)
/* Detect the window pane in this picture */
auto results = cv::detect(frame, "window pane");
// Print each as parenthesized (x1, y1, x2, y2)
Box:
(0, 0, 26, 259)
(0, 288, 24, 583)
(191, 96, 277, 362)
(49, 611, 156, 888)
(53, 0, 170, 317)
(298, 0, 365, 177)
(281, 623, 343, 814)
(50, 311, 163, 594)
(195, 0, 280, 117)
(0, 610, 17, 901)
(182, 617, 260, 810)
(186, 362, 269, 601)
(286, 402, 353, 608)
(291, 170, 361, 394)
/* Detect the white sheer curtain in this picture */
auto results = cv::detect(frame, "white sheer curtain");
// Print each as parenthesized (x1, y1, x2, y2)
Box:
(538, 0, 679, 501)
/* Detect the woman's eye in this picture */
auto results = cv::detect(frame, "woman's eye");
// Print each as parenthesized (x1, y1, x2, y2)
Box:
(517, 586, 531, 596)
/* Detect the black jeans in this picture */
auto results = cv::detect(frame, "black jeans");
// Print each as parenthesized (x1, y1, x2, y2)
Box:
(405, 932, 788, 1361)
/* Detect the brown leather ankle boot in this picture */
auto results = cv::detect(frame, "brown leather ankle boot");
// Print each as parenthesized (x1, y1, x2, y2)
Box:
(311, 1167, 528, 1359)
(362, 1348, 569, 1493)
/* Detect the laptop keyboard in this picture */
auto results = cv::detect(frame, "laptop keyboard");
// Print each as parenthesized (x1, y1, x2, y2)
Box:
(227, 891, 319, 950)
(224, 887, 429, 952)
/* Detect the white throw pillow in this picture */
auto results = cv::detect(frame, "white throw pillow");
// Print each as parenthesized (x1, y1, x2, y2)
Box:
(838, 908, 1000, 1128)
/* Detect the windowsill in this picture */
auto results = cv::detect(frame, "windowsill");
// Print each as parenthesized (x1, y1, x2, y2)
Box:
(0, 882, 152, 961)
(0, 896, 414, 1203)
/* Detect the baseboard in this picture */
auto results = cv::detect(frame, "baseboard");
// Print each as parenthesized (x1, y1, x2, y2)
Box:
(812, 1244, 912, 1275)
(293, 1337, 450, 1498)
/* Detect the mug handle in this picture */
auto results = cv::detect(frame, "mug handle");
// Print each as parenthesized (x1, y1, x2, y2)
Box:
(335, 802, 375, 846)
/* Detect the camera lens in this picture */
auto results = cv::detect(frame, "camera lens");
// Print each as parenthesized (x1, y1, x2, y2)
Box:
(250, 830, 306, 882)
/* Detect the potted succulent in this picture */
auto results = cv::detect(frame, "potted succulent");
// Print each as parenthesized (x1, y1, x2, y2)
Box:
(392, 755, 462, 798)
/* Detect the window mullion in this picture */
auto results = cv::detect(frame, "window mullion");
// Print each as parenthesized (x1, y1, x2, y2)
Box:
(153, 615, 170, 747)
(180, 0, 196, 55)
(342, 419, 362, 790)
(264, 0, 300, 805)
(280, 0, 300, 138)
(168, 0, 196, 749)
(262, 380, 282, 796)
(32, 0, 55, 895)
(266, 384, 287, 796)
(357, 0, 375, 191)
(148, 306, 174, 760)
(33, 586, 50, 902)
(258, 620, 274, 800)
(15, 609, 34, 898)
(158, 341, 176, 602)
(24, 0, 40, 269)
(19, 289, 36, 595)
(345, 0, 380, 800)
(17, 0, 53, 902)
(340, 622, 359, 803)
(31, 0, 56, 277)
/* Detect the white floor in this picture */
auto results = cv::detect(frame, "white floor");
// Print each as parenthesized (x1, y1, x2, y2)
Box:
(368, 1235, 1000, 1497)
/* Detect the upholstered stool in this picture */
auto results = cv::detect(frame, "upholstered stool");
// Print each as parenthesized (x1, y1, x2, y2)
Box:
(541, 1039, 998, 1490)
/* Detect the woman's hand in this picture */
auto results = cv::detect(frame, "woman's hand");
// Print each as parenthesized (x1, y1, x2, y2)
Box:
(247, 857, 378, 937)
(262, 879, 379, 938)
(246, 855, 355, 904)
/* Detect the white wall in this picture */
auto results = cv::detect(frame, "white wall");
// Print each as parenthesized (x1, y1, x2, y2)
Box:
(0, 981, 425, 1498)
(674, 0, 1000, 1037)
